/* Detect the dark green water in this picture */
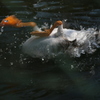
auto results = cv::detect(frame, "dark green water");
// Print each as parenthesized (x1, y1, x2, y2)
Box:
(0, 0, 100, 100)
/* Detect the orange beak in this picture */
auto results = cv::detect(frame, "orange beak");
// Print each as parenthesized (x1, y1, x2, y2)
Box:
(0, 15, 22, 27)
(55, 21, 63, 26)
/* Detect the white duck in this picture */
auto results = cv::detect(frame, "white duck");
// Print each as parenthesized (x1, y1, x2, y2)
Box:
(22, 20, 74, 58)
(0, 15, 71, 58)
(0, 15, 99, 58)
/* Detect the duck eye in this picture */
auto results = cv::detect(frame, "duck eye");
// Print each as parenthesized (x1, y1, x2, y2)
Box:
(4, 20, 8, 22)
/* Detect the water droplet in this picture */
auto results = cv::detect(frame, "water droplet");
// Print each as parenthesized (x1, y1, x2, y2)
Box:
(14, 46, 16, 48)
(42, 58, 44, 61)
(10, 62, 14, 65)
(71, 65, 74, 69)
(4, 57, 6, 59)
(0, 26, 4, 35)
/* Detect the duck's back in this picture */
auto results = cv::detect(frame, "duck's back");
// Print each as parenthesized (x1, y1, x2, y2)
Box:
(22, 35, 67, 58)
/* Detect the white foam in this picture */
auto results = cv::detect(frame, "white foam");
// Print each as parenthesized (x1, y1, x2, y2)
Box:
(66, 28, 100, 57)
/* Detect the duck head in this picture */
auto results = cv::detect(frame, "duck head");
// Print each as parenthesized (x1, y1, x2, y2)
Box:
(54, 20, 63, 26)
(0, 15, 22, 27)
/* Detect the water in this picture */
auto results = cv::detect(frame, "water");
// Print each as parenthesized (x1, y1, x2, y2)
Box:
(0, 0, 100, 100)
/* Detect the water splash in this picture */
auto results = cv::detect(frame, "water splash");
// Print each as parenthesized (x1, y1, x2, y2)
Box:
(0, 26, 4, 35)
(41, 22, 49, 30)
(67, 28, 100, 57)
(22, 26, 100, 59)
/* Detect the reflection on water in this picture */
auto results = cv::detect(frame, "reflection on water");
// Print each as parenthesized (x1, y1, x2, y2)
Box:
(0, 0, 100, 100)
